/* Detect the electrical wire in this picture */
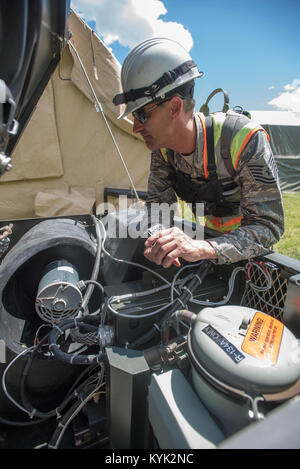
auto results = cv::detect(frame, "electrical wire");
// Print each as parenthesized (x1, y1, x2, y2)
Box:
(245, 261, 273, 292)
(47, 364, 105, 449)
(94, 219, 282, 325)
(1, 327, 104, 425)
(128, 260, 213, 349)
(189, 266, 245, 306)
(20, 353, 98, 420)
(106, 296, 175, 320)
(66, 363, 100, 397)
(1, 347, 35, 416)
(83, 279, 105, 297)
(169, 261, 275, 310)
(80, 214, 103, 314)
(249, 293, 284, 312)
(101, 236, 240, 321)
(106, 279, 184, 320)
(242, 260, 284, 312)
(170, 262, 204, 303)
(65, 228, 280, 340)
(107, 258, 281, 344)
(97, 217, 179, 291)
(80, 279, 105, 315)
(34, 323, 52, 346)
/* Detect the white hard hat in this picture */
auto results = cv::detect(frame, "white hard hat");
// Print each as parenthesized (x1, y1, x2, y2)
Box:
(113, 37, 203, 119)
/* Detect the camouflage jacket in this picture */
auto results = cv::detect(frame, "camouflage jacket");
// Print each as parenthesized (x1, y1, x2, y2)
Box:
(144, 112, 285, 265)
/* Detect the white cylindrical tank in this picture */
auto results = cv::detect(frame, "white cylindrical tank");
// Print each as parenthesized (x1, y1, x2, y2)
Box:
(188, 305, 300, 436)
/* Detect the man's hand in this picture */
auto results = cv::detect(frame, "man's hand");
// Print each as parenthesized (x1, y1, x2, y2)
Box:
(144, 227, 217, 268)
(0, 224, 13, 241)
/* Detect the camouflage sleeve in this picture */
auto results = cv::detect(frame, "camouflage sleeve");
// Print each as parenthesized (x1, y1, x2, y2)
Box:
(141, 150, 178, 233)
(208, 130, 285, 264)
(146, 150, 177, 204)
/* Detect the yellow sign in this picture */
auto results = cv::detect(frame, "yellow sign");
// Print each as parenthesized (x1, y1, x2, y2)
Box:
(242, 312, 284, 365)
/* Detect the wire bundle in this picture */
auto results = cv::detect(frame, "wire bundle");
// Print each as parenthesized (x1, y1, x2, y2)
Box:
(1, 330, 105, 449)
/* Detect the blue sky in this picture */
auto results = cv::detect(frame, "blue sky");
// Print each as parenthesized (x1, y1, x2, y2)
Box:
(71, 0, 300, 113)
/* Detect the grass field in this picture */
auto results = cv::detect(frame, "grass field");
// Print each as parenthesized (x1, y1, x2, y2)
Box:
(179, 191, 300, 261)
(273, 191, 300, 260)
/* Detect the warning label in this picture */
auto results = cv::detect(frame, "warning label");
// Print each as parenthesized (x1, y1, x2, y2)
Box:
(242, 312, 284, 365)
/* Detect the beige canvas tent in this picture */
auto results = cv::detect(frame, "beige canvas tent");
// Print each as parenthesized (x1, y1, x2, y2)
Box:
(0, 10, 149, 221)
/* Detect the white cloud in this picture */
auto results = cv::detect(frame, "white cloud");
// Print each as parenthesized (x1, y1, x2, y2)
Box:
(284, 79, 300, 91)
(268, 85, 275, 90)
(71, 0, 193, 52)
(268, 79, 300, 113)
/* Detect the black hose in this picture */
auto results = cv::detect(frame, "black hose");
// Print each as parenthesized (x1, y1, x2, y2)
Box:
(20, 351, 78, 420)
(1, 332, 68, 424)
(0, 414, 48, 427)
(19, 346, 102, 421)
(49, 318, 105, 365)
(128, 260, 213, 349)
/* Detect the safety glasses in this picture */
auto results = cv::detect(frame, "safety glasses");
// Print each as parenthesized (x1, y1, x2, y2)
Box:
(132, 98, 171, 124)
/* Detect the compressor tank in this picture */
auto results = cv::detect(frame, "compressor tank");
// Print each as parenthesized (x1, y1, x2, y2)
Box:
(188, 305, 300, 436)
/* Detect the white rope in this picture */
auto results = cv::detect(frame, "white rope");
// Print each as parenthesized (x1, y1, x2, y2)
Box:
(68, 40, 140, 202)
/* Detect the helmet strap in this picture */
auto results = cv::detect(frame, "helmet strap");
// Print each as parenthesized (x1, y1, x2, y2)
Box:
(113, 60, 201, 105)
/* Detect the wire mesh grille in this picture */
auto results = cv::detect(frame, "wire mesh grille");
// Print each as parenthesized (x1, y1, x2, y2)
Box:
(36, 305, 79, 324)
(70, 328, 99, 345)
(241, 261, 288, 320)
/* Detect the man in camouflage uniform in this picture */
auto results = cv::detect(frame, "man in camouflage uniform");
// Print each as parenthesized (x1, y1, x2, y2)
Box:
(142, 113, 284, 266)
(113, 38, 284, 268)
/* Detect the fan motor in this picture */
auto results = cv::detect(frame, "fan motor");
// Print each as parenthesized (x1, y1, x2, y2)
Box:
(35, 260, 83, 324)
